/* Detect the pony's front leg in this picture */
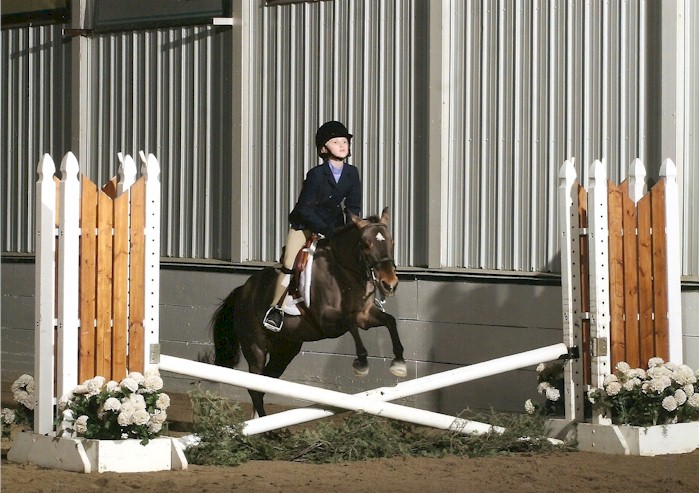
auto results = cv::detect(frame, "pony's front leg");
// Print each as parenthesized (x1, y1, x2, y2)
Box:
(372, 309, 407, 378)
(348, 326, 370, 377)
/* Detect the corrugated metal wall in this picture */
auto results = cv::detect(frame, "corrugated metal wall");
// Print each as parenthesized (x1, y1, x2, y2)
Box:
(442, 0, 646, 271)
(685, 1, 699, 276)
(2, 0, 698, 276)
(1, 25, 71, 253)
(247, 0, 424, 264)
(81, 27, 233, 259)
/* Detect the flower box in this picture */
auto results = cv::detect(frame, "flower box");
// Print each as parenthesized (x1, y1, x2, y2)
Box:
(576, 421, 699, 456)
(7, 432, 188, 473)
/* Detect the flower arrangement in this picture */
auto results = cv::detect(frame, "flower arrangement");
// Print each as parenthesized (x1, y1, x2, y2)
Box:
(2, 374, 35, 438)
(524, 361, 565, 417)
(58, 368, 171, 445)
(588, 358, 699, 427)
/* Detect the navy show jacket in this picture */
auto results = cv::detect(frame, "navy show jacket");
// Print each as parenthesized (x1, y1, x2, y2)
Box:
(288, 162, 362, 234)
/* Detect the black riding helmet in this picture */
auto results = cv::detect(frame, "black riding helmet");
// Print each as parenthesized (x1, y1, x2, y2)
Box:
(316, 120, 353, 158)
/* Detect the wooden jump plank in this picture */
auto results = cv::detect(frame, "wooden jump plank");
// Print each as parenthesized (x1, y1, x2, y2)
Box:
(620, 182, 641, 368)
(637, 193, 655, 365)
(651, 180, 670, 361)
(607, 183, 626, 367)
(111, 192, 129, 381)
(96, 191, 114, 379)
(79, 178, 98, 383)
(129, 178, 146, 373)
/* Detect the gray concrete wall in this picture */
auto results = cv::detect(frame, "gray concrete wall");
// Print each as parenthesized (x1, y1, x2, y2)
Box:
(3, 260, 699, 416)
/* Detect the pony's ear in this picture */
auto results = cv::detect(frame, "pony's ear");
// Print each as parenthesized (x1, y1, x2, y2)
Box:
(351, 213, 369, 229)
(380, 207, 390, 224)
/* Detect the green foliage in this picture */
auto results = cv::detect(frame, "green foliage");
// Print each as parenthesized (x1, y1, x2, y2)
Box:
(185, 388, 567, 467)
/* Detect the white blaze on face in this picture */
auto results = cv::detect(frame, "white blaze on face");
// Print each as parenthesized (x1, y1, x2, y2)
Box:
(376, 232, 385, 241)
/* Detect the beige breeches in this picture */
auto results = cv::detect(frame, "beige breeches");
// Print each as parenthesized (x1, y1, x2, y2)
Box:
(271, 228, 311, 307)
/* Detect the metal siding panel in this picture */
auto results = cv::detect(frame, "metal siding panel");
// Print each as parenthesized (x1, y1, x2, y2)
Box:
(2, 25, 70, 253)
(685, 1, 699, 276)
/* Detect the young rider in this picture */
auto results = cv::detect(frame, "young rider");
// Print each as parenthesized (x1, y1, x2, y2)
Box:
(263, 120, 362, 331)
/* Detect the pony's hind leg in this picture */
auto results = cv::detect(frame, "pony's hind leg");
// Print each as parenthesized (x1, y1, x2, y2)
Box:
(246, 339, 302, 418)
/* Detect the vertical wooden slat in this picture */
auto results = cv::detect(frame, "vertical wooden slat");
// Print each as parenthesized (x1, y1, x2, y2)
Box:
(79, 177, 98, 382)
(620, 182, 641, 368)
(96, 191, 114, 379)
(577, 185, 590, 385)
(129, 178, 146, 373)
(111, 191, 129, 380)
(607, 183, 626, 367)
(651, 180, 669, 361)
(637, 193, 654, 364)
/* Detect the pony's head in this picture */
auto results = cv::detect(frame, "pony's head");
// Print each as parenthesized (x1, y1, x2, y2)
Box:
(350, 207, 398, 297)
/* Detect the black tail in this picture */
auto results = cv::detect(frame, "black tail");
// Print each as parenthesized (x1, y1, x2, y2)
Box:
(212, 288, 242, 368)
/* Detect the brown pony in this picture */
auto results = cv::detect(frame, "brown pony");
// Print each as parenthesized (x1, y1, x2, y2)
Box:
(212, 208, 406, 417)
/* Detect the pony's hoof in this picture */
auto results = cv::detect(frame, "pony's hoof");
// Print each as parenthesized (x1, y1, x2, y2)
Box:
(353, 358, 370, 377)
(390, 359, 407, 378)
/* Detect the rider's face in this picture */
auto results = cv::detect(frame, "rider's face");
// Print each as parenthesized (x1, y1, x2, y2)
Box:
(322, 137, 350, 160)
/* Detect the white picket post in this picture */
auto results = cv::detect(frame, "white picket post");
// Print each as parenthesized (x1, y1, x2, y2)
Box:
(587, 160, 612, 425)
(34, 154, 57, 435)
(628, 158, 647, 204)
(558, 158, 585, 422)
(141, 152, 161, 370)
(56, 152, 81, 400)
(660, 158, 683, 363)
(117, 152, 138, 195)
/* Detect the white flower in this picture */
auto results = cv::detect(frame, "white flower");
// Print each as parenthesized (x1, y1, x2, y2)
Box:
(155, 393, 171, 411)
(57, 392, 73, 411)
(117, 410, 134, 426)
(125, 393, 146, 410)
(684, 384, 695, 397)
(142, 375, 164, 393)
(672, 366, 697, 386)
(605, 382, 622, 396)
(72, 384, 90, 395)
(536, 382, 551, 395)
(648, 376, 672, 394)
(105, 380, 120, 393)
(11, 374, 34, 393)
(127, 372, 145, 385)
(150, 410, 167, 425)
(524, 399, 536, 414)
(104, 397, 121, 412)
(535, 363, 545, 373)
(2, 408, 16, 424)
(622, 378, 641, 392)
(647, 366, 672, 379)
(661, 396, 678, 412)
(120, 377, 139, 393)
(664, 361, 679, 372)
(121, 433, 129, 439)
(588, 392, 597, 404)
(615, 361, 631, 373)
(147, 421, 163, 433)
(13, 390, 35, 410)
(75, 415, 89, 434)
(545, 387, 561, 402)
(603, 374, 619, 386)
(674, 389, 688, 406)
(648, 357, 665, 368)
(86, 377, 105, 396)
(687, 394, 699, 409)
(132, 409, 150, 426)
